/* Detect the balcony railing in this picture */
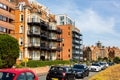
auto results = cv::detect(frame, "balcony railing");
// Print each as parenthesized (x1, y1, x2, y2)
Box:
(57, 38, 62, 42)
(27, 30, 40, 37)
(56, 28, 62, 34)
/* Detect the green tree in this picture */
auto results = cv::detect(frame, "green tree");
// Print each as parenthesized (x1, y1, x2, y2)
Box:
(0, 34, 19, 68)
(113, 57, 120, 64)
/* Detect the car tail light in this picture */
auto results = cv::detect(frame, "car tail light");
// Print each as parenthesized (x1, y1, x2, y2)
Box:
(62, 72, 66, 76)
(62, 78, 64, 80)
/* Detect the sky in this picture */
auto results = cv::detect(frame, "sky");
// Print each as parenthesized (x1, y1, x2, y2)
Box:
(38, 0, 120, 48)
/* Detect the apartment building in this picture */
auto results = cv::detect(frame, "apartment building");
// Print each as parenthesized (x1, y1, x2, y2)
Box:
(72, 27, 83, 61)
(56, 14, 83, 61)
(14, 0, 62, 60)
(0, 0, 16, 34)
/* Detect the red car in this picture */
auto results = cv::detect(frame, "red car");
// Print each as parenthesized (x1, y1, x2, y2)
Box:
(0, 68, 38, 80)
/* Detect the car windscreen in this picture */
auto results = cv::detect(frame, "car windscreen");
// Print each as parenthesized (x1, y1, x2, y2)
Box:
(92, 63, 100, 66)
(50, 67, 65, 72)
(0, 72, 15, 80)
(73, 65, 84, 69)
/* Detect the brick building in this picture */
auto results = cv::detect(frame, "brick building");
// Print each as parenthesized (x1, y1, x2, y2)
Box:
(56, 14, 83, 61)
(83, 41, 120, 61)
(13, 0, 62, 60)
(0, 0, 16, 34)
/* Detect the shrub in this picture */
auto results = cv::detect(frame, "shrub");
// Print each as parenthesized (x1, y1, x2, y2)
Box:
(21, 60, 70, 68)
(0, 34, 19, 68)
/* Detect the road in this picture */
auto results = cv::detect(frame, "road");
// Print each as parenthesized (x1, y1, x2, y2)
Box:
(38, 72, 97, 80)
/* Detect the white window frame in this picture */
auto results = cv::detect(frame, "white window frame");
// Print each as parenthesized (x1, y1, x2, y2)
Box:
(19, 25, 23, 33)
(19, 37, 23, 46)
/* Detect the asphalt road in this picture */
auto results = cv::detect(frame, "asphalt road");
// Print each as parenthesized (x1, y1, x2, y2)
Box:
(38, 72, 97, 80)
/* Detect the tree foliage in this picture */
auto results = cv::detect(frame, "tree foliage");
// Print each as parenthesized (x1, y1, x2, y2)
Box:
(0, 34, 19, 68)
(113, 57, 120, 64)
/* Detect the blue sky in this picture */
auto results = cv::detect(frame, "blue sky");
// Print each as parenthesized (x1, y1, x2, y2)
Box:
(39, 0, 120, 48)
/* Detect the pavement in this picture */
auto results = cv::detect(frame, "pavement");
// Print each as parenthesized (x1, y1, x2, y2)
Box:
(29, 66, 49, 76)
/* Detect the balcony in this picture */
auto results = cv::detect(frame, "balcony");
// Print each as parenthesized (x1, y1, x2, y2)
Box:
(0, 8, 15, 20)
(40, 33, 48, 40)
(57, 47, 62, 52)
(0, 20, 14, 30)
(40, 21, 48, 30)
(28, 21, 40, 26)
(56, 38, 62, 42)
(56, 28, 62, 34)
(28, 42, 40, 50)
(48, 46, 57, 52)
(0, 0, 15, 9)
(40, 43, 49, 51)
(48, 36, 57, 41)
(27, 30, 40, 37)
(48, 26, 57, 32)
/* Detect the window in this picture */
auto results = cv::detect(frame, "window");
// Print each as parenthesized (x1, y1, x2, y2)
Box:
(68, 27, 70, 30)
(19, 26, 23, 33)
(60, 16, 64, 21)
(0, 15, 2, 20)
(0, 27, 6, 32)
(17, 73, 26, 80)
(20, 14, 24, 22)
(19, 4, 24, 11)
(68, 49, 70, 52)
(19, 37, 23, 46)
(19, 51, 22, 60)
(68, 32, 70, 35)
(62, 44, 64, 47)
(32, 16, 35, 22)
(26, 72, 35, 80)
(60, 22, 64, 25)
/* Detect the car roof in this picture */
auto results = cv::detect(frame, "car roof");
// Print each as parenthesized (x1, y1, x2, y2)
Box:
(0, 68, 33, 74)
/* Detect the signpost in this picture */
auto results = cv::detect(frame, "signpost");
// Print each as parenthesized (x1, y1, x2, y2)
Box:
(23, 58, 28, 67)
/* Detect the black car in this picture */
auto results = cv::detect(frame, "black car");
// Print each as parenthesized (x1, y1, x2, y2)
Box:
(73, 64, 89, 79)
(46, 66, 75, 80)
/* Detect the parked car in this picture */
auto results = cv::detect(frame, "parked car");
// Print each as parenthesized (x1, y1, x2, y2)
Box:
(73, 64, 89, 79)
(97, 62, 107, 70)
(89, 63, 102, 72)
(107, 62, 115, 66)
(46, 66, 75, 80)
(0, 68, 38, 80)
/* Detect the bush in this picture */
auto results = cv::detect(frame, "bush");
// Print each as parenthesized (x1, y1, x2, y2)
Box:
(21, 60, 70, 68)
(113, 57, 120, 64)
(0, 34, 19, 68)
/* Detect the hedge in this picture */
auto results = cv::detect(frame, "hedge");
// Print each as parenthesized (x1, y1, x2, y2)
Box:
(21, 60, 71, 68)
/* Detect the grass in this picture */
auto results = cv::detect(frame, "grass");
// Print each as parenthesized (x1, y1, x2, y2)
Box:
(89, 64, 120, 80)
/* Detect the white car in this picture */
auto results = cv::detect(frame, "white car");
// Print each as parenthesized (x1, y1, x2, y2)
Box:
(89, 63, 102, 72)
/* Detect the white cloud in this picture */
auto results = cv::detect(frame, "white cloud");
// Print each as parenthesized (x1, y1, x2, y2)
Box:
(75, 9, 116, 34)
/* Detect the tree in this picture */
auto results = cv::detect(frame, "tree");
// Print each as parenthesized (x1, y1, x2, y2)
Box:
(113, 57, 120, 64)
(0, 34, 19, 68)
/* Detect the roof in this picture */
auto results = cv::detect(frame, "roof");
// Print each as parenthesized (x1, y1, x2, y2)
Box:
(18, 0, 31, 7)
(0, 68, 33, 74)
